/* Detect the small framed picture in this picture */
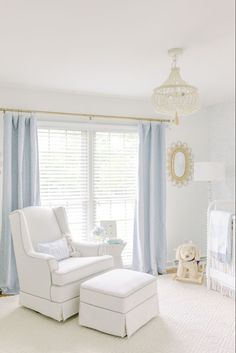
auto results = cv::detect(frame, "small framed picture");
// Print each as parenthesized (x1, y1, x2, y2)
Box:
(100, 220, 117, 239)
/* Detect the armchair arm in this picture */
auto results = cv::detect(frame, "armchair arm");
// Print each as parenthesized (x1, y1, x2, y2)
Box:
(16, 250, 59, 300)
(72, 241, 102, 257)
(27, 251, 58, 272)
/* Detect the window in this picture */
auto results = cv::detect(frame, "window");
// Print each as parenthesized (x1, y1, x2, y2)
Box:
(38, 125, 138, 265)
(38, 129, 88, 240)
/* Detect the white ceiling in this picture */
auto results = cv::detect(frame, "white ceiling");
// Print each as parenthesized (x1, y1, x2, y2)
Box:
(0, 0, 235, 106)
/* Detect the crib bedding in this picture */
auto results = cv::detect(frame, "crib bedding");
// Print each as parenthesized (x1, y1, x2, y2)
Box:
(207, 201, 235, 298)
(209, 210, 234, 263)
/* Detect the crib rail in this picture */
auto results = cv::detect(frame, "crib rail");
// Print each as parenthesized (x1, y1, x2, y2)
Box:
(207, 199, 235, 217)
(207, 200, 235, 298)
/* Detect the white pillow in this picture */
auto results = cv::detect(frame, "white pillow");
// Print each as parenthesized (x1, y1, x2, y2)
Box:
(37, 237, 70, 261)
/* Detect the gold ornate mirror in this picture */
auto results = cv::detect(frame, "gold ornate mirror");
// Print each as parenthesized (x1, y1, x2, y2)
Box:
(167, 141, 193, 187)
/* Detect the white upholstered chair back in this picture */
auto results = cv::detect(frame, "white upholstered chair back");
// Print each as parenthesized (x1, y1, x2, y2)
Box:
(14, 206, 71, 250)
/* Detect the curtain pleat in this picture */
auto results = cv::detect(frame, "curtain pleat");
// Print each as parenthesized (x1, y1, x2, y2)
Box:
(132, 122, 167, 275)
(0, 113, 40, 294)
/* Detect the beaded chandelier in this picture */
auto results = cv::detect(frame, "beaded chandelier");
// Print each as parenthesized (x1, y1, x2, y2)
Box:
(152, 48, 200, 124)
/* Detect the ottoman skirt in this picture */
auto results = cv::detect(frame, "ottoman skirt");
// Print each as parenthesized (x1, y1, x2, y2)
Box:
(79, 269, 159, 337)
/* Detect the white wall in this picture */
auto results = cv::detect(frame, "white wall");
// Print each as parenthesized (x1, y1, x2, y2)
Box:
(207, 102, 235, 201)
(1, 86, 233, 263)
(0, 86, 158, 118)
(166, 112, 209, 261)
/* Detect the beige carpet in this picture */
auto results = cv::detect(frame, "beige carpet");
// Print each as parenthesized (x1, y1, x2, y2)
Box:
(0, 275, 234, 353)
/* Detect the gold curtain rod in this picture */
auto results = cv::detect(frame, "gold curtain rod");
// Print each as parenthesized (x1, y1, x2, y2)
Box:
(0, 107, 173, 124)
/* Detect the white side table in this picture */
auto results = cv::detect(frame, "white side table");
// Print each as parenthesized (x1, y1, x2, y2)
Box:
(101, 242, 127, 268)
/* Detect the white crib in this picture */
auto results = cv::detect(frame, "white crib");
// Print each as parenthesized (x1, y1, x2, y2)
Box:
(207, 200, 235, 298)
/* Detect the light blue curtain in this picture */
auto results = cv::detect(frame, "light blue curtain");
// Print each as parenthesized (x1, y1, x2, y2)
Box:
(0, 113, 40, 294)
(133, 122, 167, 275)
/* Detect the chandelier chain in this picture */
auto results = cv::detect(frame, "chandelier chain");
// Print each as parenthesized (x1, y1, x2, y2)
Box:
(172, 54, 178, 69)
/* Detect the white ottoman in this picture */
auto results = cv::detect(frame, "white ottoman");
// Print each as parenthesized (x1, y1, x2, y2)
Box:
(79, 269, 159, 337)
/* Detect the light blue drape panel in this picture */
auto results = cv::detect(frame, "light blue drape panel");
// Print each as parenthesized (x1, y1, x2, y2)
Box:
(133, 122, 167, 275)
(0, 113, 40, 294)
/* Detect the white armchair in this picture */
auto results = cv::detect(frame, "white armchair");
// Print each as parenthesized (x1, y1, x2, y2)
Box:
(9, 206, 113, 321)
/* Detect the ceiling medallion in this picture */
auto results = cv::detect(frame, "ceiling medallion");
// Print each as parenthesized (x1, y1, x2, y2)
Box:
(152, 48, 200, 125)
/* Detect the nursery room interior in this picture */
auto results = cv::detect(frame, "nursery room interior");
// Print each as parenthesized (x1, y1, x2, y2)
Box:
(0, 1, 235, 353)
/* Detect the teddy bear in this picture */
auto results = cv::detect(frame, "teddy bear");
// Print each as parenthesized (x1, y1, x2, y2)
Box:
(174, 242, 204, 284)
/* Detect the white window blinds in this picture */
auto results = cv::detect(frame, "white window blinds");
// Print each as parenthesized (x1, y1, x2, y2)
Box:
(38, 126, 138, 265)
(38, 129, 89, 240)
